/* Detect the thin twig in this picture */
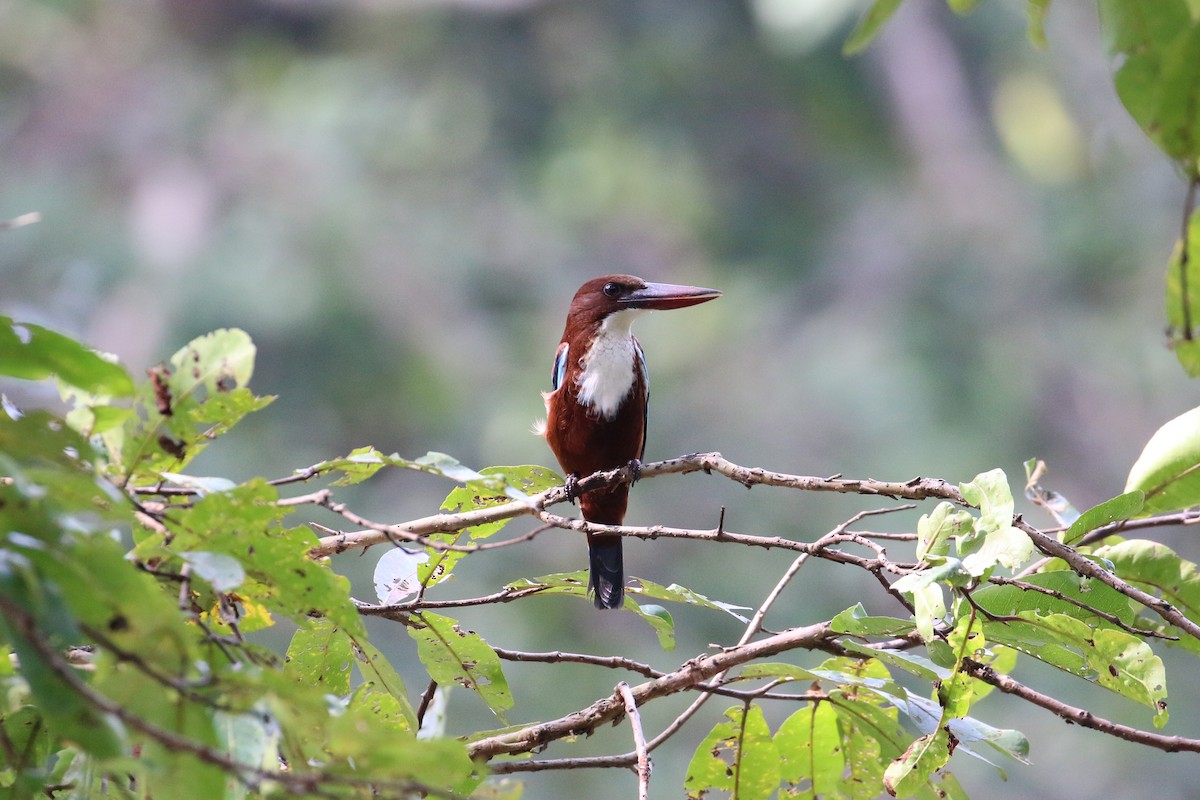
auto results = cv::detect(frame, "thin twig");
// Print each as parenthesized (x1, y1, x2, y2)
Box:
(467, 621, 835, 760)
(617, 682, 651, 800)
(1016, 519, 1200, 643)
(985, 575, 1177, 640)
(963, 658, 1196, 752)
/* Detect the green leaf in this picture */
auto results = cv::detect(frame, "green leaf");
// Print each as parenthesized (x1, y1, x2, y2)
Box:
(1100, 0, 1200, 164)
(214, 708, 276, 800)
(684, 704, 780, 800)
(1027, 0, 1052, 47)
(0, 317, 134, 396)
(1092, 538, 1200, 650)
(777, 702, 843, 798)
(827, 690, 907, 798)
(1063, 491, 1144, 544)
(983, 611, 1167, 722)
(420, 465, 561, 589)
(625, 598, 676, 650)
(142, 481, 364, 637)
(169, 328, 256, 393)
(285, 619, 354, 696)
(883, 727, 952, 798)
(118, 329, 272, 480)
(910, 582, 946, 643)
(1125, 405, 1200, 513)
(351, 636, 418, 732)
(959, 469, 1032, 574)
(915, 502, 972, 563)
(0, 562, 125, 761)
(347, 681, 416, 736)
(408, 611, 512, 716)
(830, 603, 916, 637)
(842, 641, 948, 683)
(508, 572, 679, 648)
(875, 685, 1029, 771)
(627, 577, 750, 621)
(945, 0, 980, 13)
(972, 570, 1138, 627)
(843, 0, 903, 56)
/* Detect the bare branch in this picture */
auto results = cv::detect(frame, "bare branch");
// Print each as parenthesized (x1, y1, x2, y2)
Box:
(467, 621, 835, 761)
(617, 682, 651, 800)
(307, 453, 964, 558)
(963, 658, 1199, 753)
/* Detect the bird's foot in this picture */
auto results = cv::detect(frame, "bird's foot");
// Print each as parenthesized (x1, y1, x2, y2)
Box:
(626, 458, 643, 486)
(564, 473, 580, 504)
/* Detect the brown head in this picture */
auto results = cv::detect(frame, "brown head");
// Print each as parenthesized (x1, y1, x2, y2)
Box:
(562, 274, 722, 335)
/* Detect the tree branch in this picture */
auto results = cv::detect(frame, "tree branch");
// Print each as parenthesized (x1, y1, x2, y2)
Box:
(308, 453, 965, 558)
(963, 658, 1200, 753)
(617, 682, 651, 800)
(1015, 519, 1200, 643)
(467, 621, 836, 761)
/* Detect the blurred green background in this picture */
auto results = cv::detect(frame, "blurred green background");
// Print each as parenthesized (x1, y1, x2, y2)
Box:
(3, 0, 1198, 797)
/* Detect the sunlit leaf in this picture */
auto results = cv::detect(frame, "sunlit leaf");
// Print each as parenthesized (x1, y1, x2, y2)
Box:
(628, 577, 751, 622)
(179, 550, 245, 592)
(408, 611, 512, 716)
(982, 611, 1167, 722)
(1062, 491, 1144, 544)
(1092, 538, 1200, 653)
(883, 727, 952, 798)
(830, 603, 916, 637)
(374, 546, 429, 603)
(915, 502, 972, 563)
(843, 0, 903, 56)
(285, 619, 353, 696)
(777, 702, 843, 798)
(972, 570, 1138, 627)
(1125, 405, 1200, 513)
(0, 317, 134, 397)
(351, 636, 418, 732)
(1100, 0, 1200, 164)
(959, 469, 1032, 574)
(1027, 0, 1052, 47)
(118, 329, 272, 480)
(684, 704, 780, 800)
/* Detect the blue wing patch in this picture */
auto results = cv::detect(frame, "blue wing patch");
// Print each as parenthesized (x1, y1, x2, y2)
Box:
(551, 342, 569, 391)
(634, 337, 648, 460)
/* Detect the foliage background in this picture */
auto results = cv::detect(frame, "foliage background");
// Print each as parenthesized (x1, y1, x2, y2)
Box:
(2, 0, 1197, 797)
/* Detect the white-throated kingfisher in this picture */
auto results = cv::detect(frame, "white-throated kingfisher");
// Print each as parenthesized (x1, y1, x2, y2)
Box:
(540, 275, 721, 609)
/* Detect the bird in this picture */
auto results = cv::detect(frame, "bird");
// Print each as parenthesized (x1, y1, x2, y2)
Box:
(539, 274, 721, 609)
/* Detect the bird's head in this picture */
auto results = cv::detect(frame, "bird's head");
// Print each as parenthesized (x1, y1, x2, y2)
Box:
(566, 274, 721, 330)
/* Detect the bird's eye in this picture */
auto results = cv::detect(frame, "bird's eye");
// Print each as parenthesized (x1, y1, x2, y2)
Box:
(602, 282, 621, 298)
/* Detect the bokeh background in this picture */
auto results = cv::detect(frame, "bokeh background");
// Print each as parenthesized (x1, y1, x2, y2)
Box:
(3, 0, 1198, 797)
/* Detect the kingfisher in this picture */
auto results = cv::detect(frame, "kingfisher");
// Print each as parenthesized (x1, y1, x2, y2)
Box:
(539, 274, 721, 609)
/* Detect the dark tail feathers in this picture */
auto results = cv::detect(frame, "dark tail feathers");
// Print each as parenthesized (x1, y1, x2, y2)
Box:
(587, 536, 624, 609)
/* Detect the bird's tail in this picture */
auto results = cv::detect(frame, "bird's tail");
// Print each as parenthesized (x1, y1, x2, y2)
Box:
(587, 534, 624, 609)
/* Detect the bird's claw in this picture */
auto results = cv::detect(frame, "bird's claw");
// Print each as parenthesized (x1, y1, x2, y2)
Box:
(627, 458, 643, 486)
(564, 473, 580, 504)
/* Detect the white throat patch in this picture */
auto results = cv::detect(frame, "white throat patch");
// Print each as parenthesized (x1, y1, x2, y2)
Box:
(576, 308, 644, 419)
